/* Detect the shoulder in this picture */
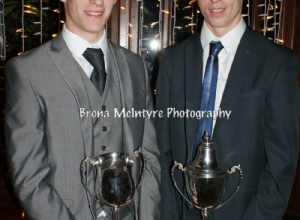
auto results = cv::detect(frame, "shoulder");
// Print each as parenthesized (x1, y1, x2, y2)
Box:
(162, 32, 201, 57)
(7, 40, 52, 66)
(108, 41, 144, 62)
(244, 27, 297, 59)
(108, 41, 148, 80)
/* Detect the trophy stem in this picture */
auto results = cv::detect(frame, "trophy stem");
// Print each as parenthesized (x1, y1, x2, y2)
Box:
(201, 208, 209, 220)
(112, 206, 120, 220)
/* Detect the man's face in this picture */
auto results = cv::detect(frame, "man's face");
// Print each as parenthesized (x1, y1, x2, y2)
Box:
(62, 0, 116, 43)
(198, 0, 243, 37)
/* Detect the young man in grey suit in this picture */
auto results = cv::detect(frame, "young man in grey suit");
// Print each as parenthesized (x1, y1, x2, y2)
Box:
(156, 0, 300, 219)
(5, 0, 160, 219)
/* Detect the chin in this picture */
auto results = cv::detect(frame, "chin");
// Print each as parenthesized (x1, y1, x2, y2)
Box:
(210, 20, 230, 28)
(84, 27, 104, 33)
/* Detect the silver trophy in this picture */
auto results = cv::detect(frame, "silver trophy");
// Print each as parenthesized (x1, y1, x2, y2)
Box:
(80, 148, 146, 220)
(171, 133, 243, 220)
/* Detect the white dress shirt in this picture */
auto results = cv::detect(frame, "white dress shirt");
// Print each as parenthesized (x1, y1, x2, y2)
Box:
(200, 18, 246, 130)
(61, 25, 109, 78)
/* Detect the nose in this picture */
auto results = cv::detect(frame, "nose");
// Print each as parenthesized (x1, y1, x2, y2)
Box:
(90, 0, 104, 5)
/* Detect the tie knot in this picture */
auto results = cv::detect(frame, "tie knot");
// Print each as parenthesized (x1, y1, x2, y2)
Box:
(209, 41, 223, 57)
(83, 48, 105, 72)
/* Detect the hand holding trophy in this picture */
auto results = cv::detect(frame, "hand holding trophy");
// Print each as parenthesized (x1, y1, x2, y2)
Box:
(80, 148, 146, 220)
(171, 132, 243, 220)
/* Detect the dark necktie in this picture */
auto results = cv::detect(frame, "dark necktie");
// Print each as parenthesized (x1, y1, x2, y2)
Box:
(193, 41, 223, 157)
(83, 48, 106, 96)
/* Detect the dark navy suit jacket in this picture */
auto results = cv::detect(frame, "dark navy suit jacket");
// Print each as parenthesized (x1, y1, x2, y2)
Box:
(156, 26, 300, 220)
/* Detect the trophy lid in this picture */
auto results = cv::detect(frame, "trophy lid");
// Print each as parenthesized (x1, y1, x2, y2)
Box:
(186, 132, 227, 177)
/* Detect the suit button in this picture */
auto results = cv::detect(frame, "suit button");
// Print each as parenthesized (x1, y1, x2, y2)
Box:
(101, 146, 107, 151)
(102, 126, 107, 131)
(102, 105, 106, 111)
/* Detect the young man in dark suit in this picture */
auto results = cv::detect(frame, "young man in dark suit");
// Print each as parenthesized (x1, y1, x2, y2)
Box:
(156, 0, 300, 219)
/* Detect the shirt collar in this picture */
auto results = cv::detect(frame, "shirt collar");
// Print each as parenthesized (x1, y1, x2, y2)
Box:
(200, 17, 246, 53)
(61, 25, 108, 58)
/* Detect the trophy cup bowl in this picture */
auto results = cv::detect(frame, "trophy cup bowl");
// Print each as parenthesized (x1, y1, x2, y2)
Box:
(171, 133, 243, 220)
(80, 148, 146, 220)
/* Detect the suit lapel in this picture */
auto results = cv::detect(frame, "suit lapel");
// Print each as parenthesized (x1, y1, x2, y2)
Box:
(48, 34, 94, 157)
(184, 33, 204, 160)
(48, 34, 97, 219)
(108, 42, 135, 154)
(213, 27, 260, 138)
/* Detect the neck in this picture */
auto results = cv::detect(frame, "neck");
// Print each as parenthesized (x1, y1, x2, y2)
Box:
(205, 18, 241, 38)
(65, 24, 104, 44)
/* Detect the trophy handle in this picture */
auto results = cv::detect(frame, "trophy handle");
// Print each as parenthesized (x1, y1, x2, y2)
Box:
(131, 148, 147, 190)
(216, 164, 243, 209)
(80, 155, 100, 202)
(171, 161, 193, 206)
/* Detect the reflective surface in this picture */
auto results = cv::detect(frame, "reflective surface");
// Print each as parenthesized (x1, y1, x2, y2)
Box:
(99, 165, 134, 207)
(81, 152, 137, 207)
(172, 133, 243, 220)
(80, 149, 146, 220)
(186, 173, 226, 209)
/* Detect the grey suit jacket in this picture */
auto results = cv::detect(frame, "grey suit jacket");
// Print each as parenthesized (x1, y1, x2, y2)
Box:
(5, 34, 160, 220)
(156, 26, 300, 220)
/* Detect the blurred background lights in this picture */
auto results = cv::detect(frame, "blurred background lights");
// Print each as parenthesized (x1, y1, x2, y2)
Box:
(150, 40, 159, 51)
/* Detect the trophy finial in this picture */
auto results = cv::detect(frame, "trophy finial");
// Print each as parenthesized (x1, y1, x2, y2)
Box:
(203, 131, 210, 143)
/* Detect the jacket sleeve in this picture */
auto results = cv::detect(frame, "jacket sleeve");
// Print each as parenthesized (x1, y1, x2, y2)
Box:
(5, 58, 76, 220)
(136, 57, 161, 220)
(242, 51, 300, 220)
(155, 52, 181, 220)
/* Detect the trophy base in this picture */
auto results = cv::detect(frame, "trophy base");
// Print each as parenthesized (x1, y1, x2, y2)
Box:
(112, 206, 120, 220)
(200, 208, 209, 220)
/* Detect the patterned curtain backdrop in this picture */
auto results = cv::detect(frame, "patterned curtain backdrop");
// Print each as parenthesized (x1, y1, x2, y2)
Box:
(3, 0, 63, 59)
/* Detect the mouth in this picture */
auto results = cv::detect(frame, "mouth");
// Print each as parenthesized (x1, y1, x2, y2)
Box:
(85, 11, 103, 16)
(211, 8, 224, 13)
